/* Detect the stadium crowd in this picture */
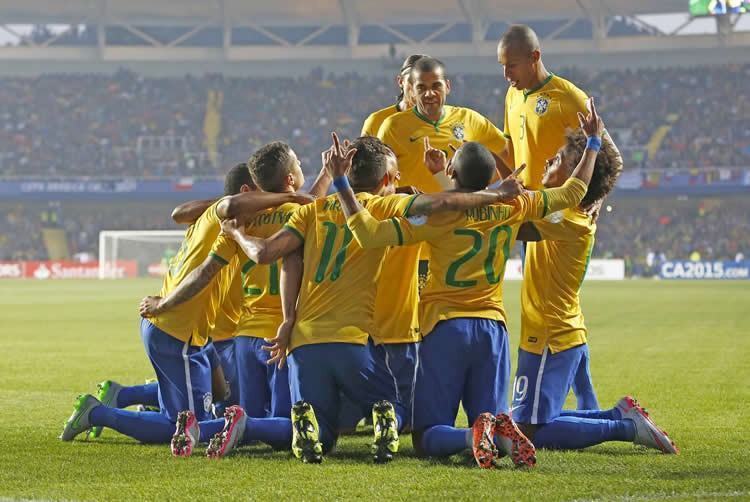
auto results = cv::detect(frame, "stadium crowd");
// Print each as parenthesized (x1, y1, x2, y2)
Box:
(2, 197, 748, 275)
(1, 64, 748, 177)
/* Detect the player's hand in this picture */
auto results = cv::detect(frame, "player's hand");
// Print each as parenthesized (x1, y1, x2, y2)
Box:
(263, 319, 294, 369)
(445, 144, 458, 178)
(395, 185, 423, 195)
(423, 137, 447, 175)
(494, 164, 526, 202)
(323, 132, 356, 179)
(583, 198, 604, 223)
(220, 218, 243, 239)
(578, 97, 604, 138)
(139, 296, 163, 318)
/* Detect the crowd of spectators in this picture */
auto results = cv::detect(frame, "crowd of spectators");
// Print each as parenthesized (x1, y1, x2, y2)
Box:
(1, 64, 748, 178)
(1, 197, 748, 277)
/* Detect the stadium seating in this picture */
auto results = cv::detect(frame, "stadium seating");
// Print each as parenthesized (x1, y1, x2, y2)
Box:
(1, 65, 748, 178)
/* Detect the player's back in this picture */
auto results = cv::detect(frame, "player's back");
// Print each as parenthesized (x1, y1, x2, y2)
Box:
(414, 202, 526, 336)
(521, 207, 595, 354)
(285, 192, 414, 351)
(209, 256, 242, 341)
(151, 200, 224, 346)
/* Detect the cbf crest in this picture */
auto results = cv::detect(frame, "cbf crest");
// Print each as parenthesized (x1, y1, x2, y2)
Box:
(535, 94, 551, 116)
(452, 123, 465, 141)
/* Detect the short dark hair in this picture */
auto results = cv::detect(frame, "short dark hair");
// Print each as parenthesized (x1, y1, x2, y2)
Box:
(411, 57, 447, 79)
(500, 24, 541, 53)
(397, 53, 429, 103)
(247, 141, 294, 192)
(223, 162, 254, 195)
(563, 130, 621, 207)
(452, 142, 497, 191)
(348, 136, 393, 191)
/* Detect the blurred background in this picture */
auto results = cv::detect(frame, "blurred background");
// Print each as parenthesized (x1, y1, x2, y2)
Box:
(0, 0, 748, 279)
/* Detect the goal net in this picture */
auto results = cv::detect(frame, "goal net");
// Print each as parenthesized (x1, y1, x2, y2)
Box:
(98, 230, 185, 279)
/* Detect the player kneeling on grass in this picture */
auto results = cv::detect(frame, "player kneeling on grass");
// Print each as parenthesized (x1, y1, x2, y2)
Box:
(59, 163, 313, 456)
(509, 105, 678, 455)
(331, 98, 613, 469)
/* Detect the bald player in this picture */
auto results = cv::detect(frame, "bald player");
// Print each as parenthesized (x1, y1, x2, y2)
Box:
(498, 24, 622, 410)
(361, 54, 427, 137)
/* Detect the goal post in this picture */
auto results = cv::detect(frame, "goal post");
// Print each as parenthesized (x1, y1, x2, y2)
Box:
(98, 230, 185, 279)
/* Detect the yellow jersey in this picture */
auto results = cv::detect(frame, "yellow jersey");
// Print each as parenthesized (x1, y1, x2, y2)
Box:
(346, 178, 588, 336)
(211, 202, 300, 340)
(521, 207, 595, 355)
(503, 73, 588, 190)
(378, 105, 507, 193)
(151, 201, 228, 346)
(362, 104, 400, 137)
(372, 245, 421, 345)
(284, 192, 416, 352)
(208, 256, 242, 342)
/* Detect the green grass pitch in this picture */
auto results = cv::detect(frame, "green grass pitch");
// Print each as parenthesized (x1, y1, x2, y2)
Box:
(1, 279, 749, 500)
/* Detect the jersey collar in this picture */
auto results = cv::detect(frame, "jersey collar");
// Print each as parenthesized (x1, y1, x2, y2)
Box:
(523, 73, 555, 102)
(413, 106, 446, 131)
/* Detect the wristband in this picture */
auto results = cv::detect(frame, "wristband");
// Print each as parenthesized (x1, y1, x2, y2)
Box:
(333, 176, 351, 192)
(586, 136, 602, 152)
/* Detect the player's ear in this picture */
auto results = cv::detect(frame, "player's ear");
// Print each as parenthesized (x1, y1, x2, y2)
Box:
(285, 172, 295, 189)
(531, 49, 541, 64)
(445, 79, 451, 96)
(395, 74, 404, 88)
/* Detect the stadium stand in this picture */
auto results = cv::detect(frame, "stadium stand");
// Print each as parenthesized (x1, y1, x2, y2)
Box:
(1, 65, 748, 178)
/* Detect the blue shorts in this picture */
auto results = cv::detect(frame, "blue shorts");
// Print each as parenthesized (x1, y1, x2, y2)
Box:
(235, 336, 291, 419)
(288, 343, 383, 452)
(366, 340, 418, 428)
(210, 338, 240, 407)
(412, 318, 510, 432)
(140, 318, 213, 422)
(512, 344, 588, 425)
(338, 340, 419, 430)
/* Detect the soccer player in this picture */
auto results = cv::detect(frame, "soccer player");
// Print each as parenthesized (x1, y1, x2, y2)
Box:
(377, 56, 509, 193)
(509, 119, 679, 456)
(59, 164, 308, 452)
(361, 53, 427, 137)
(339, 58, 428, 434)
(172, 196, 245, 417)
(330, 102, 612, 469)
(498, 24, 622, 409)
(220, 134, 516, 463)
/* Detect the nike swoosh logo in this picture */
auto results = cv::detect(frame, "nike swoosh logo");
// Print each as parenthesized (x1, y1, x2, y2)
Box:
(409, 136, 424, 142)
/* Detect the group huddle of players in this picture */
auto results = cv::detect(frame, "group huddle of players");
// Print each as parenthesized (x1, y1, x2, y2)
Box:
(61, 25, 679, 467)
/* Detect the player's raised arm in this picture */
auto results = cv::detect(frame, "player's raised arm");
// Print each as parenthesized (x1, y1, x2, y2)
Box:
(264, 247, 303, 369)
(216, 191, 314, 221)
(307, 163, 333, 200)
(139, 254, 225, 317)
(171, 199, 216, 224)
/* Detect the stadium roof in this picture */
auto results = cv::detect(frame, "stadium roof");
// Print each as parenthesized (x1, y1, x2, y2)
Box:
(1, 0, 748, 69)
(2, 0, 690, 25)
